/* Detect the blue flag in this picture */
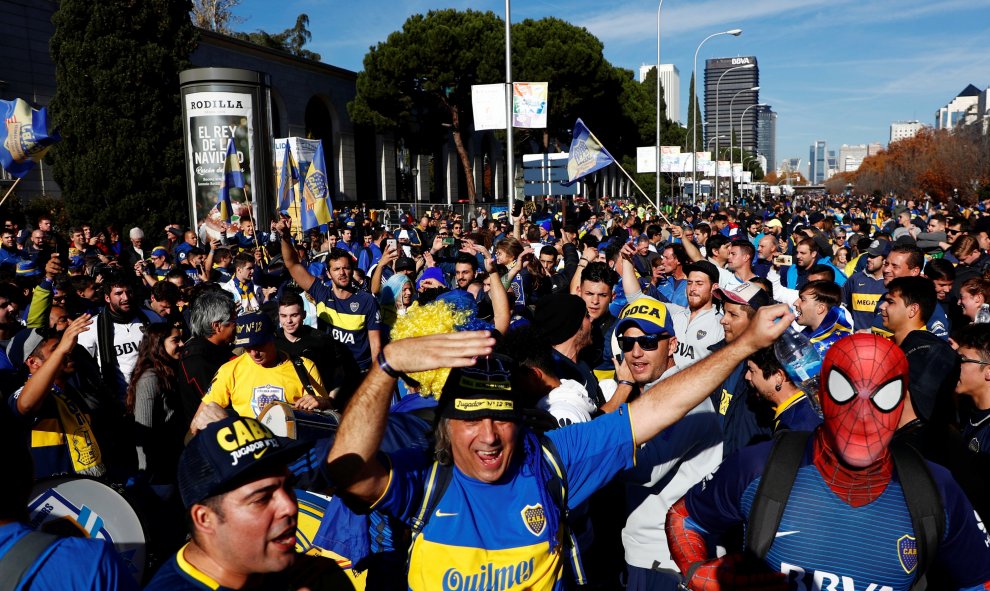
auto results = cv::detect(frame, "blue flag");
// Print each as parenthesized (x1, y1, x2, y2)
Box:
(0, 98, 61, 179)
(277, 143, 298, 214)
(563, 118, 615, 186)
(300, 142, 332, 232)
(217, 138, 244, 223)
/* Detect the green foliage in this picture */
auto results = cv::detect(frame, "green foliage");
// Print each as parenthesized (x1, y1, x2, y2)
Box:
(349, 9, 505, 201)
(683, 72, 703, 154)
(511, 18, 625, 150)
(234, 14, 320, 61)
(50, 0, 197, 232)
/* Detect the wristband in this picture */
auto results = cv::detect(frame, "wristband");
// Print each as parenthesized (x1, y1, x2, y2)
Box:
(377, 349, 403, 379)
(617, 380, 635, 387)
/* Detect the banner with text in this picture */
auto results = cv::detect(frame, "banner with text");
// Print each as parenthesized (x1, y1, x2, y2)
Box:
(185, 92, 255, 237)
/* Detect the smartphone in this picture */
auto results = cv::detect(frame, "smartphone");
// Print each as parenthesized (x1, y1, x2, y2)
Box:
(442, 237, 455, 246)
(773, 254, 793, 266)
(387, 238, 397, 250)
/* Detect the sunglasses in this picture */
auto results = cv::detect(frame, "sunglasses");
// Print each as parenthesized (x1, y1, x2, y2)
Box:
(618, 334, 669, 352)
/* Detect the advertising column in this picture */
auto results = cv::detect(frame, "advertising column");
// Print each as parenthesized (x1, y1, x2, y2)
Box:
(180, 68, 274, 240)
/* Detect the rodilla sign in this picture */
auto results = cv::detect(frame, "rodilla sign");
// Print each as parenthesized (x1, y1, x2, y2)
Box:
(180, 68, 275, 239)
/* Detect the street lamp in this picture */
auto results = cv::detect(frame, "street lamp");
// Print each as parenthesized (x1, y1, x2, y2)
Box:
(692, 28, 742, 204)
(714, 63, 754, 201)
(655, 0, 664, 214)
(728, 86, 759, 204)
(732, 102, 767, 204)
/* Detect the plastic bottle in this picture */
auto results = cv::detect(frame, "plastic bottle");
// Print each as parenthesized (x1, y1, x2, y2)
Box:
(976, 304, 990, 324)
(774, 326, 823, 397)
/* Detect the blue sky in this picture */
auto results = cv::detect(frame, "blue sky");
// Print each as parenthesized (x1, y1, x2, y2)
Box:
(238, 0, 990, 174)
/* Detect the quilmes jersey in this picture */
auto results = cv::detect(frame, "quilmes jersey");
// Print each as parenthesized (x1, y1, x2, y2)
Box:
(373, 405, 637, 591)
(684, 440, 990, 590)
(308, 280, 383, 370)
(843, 270, 885, 330)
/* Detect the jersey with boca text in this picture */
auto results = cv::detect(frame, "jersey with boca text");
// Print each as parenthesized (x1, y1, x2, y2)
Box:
(308, 280, 383, 370)
(684, 440, 990, 590)
(373, 405, 638, 591)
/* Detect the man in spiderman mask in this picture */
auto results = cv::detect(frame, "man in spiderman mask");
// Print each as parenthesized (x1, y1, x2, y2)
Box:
(666, 334, 990, 591)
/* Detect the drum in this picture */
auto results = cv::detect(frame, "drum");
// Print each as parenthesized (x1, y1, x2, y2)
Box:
(258, 401, 340, 441)
(28, 476, 149, 584)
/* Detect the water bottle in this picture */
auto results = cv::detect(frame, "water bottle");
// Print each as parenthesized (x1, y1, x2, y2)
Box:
(977, 304, 990, 324)
(774, 326, 823, 400)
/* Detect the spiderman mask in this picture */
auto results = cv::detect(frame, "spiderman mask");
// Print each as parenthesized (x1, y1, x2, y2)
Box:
(820, 334, 908, 468)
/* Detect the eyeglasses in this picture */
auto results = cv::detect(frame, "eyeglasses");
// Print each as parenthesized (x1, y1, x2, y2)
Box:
(948, 230, 961, 235)
(959, 356, 990, 366)
(618, 334, 669, 352)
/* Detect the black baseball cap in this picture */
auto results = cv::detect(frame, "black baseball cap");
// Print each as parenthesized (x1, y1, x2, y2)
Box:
(436, 354, 520, 422)
(177, 416, 305, 508)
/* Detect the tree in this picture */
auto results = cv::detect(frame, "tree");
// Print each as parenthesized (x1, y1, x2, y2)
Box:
(50, 0, 198, 232)
(191, 0, 243, 33)
(511, 18, 625, 152)
(349, 10, 504, 203)
(683, 72, 703, 155)
(235, 14, 321, 61)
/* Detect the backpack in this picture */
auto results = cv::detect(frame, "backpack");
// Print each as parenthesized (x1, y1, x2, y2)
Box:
(407, 434, 588, 585)
(746, 430, 944, 590)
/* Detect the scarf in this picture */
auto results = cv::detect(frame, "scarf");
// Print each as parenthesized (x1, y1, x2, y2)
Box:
(51, 384, 106, 477)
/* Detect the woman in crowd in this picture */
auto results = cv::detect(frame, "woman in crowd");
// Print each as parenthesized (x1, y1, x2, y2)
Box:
(959, 275, 990, 323)
(125, 321, 185, 499)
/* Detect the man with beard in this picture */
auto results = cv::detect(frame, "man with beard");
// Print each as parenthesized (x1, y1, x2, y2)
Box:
(77, 273, 148, 402)
(277, 217, 382, 372)
(620, 250, 723, 370)
(870, 244, 951, 340)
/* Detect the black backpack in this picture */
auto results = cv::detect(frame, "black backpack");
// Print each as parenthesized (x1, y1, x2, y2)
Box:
(746, 430, 944, 590)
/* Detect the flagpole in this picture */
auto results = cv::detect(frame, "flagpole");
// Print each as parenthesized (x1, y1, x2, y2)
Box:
(0, 178, 22, 209)
(583, 128, 671, 226)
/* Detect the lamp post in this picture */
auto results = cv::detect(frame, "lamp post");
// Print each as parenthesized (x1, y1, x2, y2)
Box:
(692, 28, 742, 204)
(714, 63, 754, 202)
(655, 0, 664, 214)
(732, 102, 767, 204)
(504, 0, 513, 207)
(728, 86, 758, 204)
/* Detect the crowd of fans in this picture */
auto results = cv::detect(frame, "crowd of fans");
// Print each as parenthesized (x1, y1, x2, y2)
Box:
(0, 193, 989, 590)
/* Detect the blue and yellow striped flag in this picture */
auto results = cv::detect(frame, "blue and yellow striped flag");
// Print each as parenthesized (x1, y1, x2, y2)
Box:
(300, 142, 332, 231)
(217, 138, 244, 223)
(277, 143, 299, 214)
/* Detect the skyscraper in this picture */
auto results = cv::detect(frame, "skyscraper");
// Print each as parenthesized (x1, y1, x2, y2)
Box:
(639, 64, 681, 124)
(809, 140, 827, 184)
(704, 56, 759, 156)
(755, 106, 776, 173)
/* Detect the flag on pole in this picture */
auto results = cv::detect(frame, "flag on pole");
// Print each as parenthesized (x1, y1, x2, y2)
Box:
(0, 98, 61, 178)
(300, 141, 332, 232)
(277, 143, 298, 214)
(563, 118, 615, 186)
(217, 138, 244, 223)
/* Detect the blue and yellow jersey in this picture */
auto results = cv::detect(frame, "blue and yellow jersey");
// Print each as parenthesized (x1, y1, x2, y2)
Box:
(684, 440, 990, 589)
(374, 406, 638, 590)
(308, 281, 383, 370)
(772, 391, 822, 432)
(145, 542, 353, 590)
(843, 271, 885, 330)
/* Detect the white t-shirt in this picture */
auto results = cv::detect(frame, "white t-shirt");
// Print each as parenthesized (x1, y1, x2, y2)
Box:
(76, 314, 145, 393)
(665, 303, 724, 368)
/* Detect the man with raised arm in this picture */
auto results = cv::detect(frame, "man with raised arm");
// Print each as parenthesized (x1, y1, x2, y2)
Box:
(324, 305, 793, 590)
